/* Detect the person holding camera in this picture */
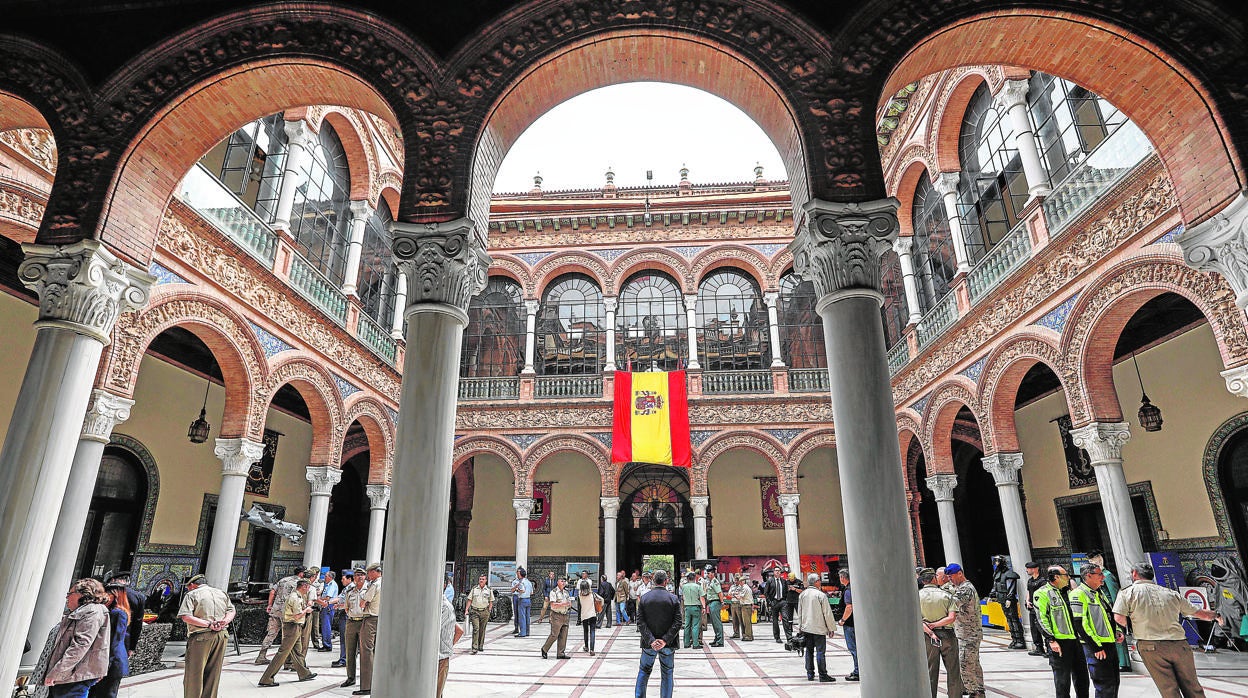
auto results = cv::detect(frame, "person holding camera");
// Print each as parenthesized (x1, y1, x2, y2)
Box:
(918, 567, 963, 698)
(794, 573, 837, 683)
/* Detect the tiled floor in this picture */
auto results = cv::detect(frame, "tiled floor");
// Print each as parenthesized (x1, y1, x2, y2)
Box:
(117, 621, 1248, 696)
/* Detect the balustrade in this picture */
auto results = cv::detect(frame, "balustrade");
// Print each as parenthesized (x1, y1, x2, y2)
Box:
(1042, 122, 1153, 234)
(459, 377, 521, 400)
(967, 219, 1033, 301)
(788, 368, 829, 393)
(288, 255, 349, 324)
(702, 369, 773, 395)
(178, 164, 278, 264)
(357, 312, 398, 364)
(535, 375, 603, 399)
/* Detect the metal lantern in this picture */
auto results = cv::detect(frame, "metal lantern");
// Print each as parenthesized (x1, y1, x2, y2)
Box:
(188, 381, 212, 444)
(1131, 352, 1163, 432)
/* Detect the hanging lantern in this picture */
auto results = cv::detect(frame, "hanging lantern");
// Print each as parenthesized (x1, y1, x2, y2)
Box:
(1131, 352, 1163, 432)
(188, 381, 212, 444)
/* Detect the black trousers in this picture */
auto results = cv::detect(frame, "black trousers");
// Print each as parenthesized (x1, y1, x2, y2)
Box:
(1049, 638, 1090, 698)
(1002, 598, 1025, 644)
(1029, 607, 1044, 647)
(771, 601, 792, 641)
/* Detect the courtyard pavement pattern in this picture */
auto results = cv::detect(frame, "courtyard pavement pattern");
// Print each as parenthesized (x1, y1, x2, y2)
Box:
(116, 621, 1248, 697)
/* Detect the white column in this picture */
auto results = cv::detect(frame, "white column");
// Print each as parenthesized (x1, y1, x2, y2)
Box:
(604, 297, 618, 372)
(792, 197, 931, 695)
(778, 493, 801, 574)
(0, 241, 151, 691)
(1179, 193, 1248, 308)
(341, 201, 374, 296)
(1070, 422, 1144, 582)
(521, 300, 539, 374)
(931, 172, 972, 273)
(601, 497, 620, 580)
(22, 390, 133, 670)
(390, 270, 408, 340)
(374, 218, 489, 697)
(691, 496, 710, 559)
(366, 484, 391, 565)
(982, 452, 1035, 635)
(303, 465, 342, 569)
(994, 79, 1052, 199)
(763, 291, 785, 368)
(206, 438, 265, 590)
(272, 120, 315, 232)
(683, 294, 701, 370)
(513, 498, 533, 570)
(893, 237, 923, 325)
(926, 474, 963, 565)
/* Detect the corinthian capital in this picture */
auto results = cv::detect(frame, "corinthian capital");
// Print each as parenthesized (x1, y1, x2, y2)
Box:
(925, 473, 958, 502)
(601, 496, 621, 518)
(214, 437, 265, 477)
(390, 218, 490, 312)
(18, 240, 154, 344)
(306, 465, 343, 495)
(931, 172, 961, 198)
(81, 389, 134, 443)
(1178, 193, 1248, 308)
(1069, 422, 1131, 464)
(982, 452, 1024, 487)
(367, 484, 391, 510)
(690, 495, 710, 518)
(777, 493, 800, 516)
(993, 79, 1030, 112)
(513, 497, 535, 520)
(789, 198, 899, 298)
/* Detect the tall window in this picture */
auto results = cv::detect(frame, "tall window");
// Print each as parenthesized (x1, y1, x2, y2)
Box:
(289, 124, 352, 286)
(200, 113, 287, 220)
(880, 250, 908, 347)
(695, 269, 768, 370)
(958, 83, 1029, 260)
(1029, 72, 1131, 185)
(912, 176, 958, 312)
(618, 271, 687, 371)
(537, 274, 606, 375)
(75, 447, 147, 579)
(357, 202, 398, 324)
(777, 271, 826, 369)
(461, 277, 525, 377)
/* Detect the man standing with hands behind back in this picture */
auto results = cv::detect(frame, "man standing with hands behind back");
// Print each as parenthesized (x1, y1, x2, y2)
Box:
(636, 570, 682, 698)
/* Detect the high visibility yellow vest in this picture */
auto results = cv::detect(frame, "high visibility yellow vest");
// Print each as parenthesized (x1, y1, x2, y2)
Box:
(1070, 583, 1116, 645)
(1033, 584, 1077, 640)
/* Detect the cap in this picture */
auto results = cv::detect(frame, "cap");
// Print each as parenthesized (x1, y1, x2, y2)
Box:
(106, 570, 133, 582)
(353, 566, 366, 575)
(1024, 561, 1039, 569)
(342, 569, 355, 577)
(366, 563, 382, 572)
(704, 564, 714, 572)
(945, 563, 963, 575)
(187, 574, 208, 586)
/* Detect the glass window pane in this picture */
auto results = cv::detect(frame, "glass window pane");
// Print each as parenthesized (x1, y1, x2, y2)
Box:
(538, 274, 606, 375)
(695, 269, 768, 370)
(462, 277, 526, 377)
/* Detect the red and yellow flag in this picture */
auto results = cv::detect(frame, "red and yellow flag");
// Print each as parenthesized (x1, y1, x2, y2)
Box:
(611, 370, 692, 467)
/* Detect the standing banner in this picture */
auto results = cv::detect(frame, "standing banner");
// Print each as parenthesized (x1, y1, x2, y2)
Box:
(611, 370, 692, 467)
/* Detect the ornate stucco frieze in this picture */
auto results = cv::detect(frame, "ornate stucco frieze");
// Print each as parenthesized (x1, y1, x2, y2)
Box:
(790, 198, 900, 298)
(18, 240, 154, 344)
(391, 218, 490, 312)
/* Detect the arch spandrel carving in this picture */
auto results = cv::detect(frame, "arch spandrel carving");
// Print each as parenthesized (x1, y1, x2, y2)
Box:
(452, 436, 524, 494)
(522, 434, 613, 497)
(487, 255, 534, 295)
(531, 252, 609, 298)
(343, 395, 397, 483)
(689, 246, 770, 291)
(976, 330, 1077, 454)
(261, 356, 346, 466)
(609, 247, 694, 295)
(694, 430, 787, 497)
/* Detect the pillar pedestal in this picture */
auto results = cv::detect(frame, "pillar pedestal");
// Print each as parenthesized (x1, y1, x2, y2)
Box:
(982, 453, 1034, 635)
(303, 466, 342, 569)
(366, 484, 391, 565)
(925, 473, 962, 565)
(1070, 422, 1143, 582)
(206, 438, 265, 589)
(778, 493, 801, 573)
(691, 496, 709, 560)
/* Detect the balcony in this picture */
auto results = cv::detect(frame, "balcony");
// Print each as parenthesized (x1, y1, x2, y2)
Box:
(702, 369, 774, 394)
(178, 164, 277, 265)
(915, 293, 957, 349)
(1042, 121, 1153, 235)
(787, 368, 829, 393)
(535, 374, 602, 399)
(966, 218, 1032, 302)
(887, 341, 911, 376)
(459, 377, 521, 400)
(357, 312, 397, 363)
(288, 255, 349, 324)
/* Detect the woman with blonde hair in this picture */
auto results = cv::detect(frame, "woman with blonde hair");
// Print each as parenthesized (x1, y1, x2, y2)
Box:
(88, 583, 131, 698)
(43, 578, 110, 697)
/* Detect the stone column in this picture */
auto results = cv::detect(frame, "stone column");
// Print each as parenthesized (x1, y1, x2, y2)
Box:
(272, 120, 315, 233)
(303, 466, 342, 569)
(601, 497, 620, 580)
(374, 218, 489, 697)
(0, 240, 151, 690)
(604, 296, 618, 372)
(1178, 193, 1248, 308)
(522, 300, 539, 374)
(691, 496, 710, 559)
(341, 201, 374, 296)
(994, 79, 1052, 199)
(791, 197, 930, 695)
(932, 172, 973, 273)
(1070, 422, 1144, 582)
(206, 437, 266, 590)
(925, 473, 963, 565)
(763, 291, 785, 368)
(982, 452, 1035, 635)
(22, 390, 133, 670)
(778, 493, 801, 574)
(366, 484, 390, 564)
(390, 270, 407, 339)
(451, 511, 472, 592)
(683, 294, 701, 370)
(893, 237, 924, 325)
(513, 498, 533, 570)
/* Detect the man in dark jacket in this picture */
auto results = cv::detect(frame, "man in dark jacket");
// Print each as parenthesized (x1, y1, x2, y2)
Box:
(765, 568, 788, 643)
(636, 570, 682, 698)
(1025, 561, 1048, 656)
(107, 570, 147, 653)
(991, 556, 1027, 649)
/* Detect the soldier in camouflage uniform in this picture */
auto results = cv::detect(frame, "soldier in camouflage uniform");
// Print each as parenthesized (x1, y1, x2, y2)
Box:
(947, 564, 985, 697)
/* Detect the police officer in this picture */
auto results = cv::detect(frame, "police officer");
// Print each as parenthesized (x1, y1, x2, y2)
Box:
(1070, 563, 1125, 698)
(947, 564, 985, 698)
(705, 565, 725, 647)
(918, 567, 963, 698)
(991, 555, 1027, 649)
(1025, 561, 1048, 656)
(1034, 565, 1089, 698)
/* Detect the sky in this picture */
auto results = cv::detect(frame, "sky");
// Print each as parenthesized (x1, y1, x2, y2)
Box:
(492, 82, 788, 194)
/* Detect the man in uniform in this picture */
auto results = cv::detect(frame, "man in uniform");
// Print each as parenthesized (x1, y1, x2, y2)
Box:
(991, 556, 1027, 649)
(1034, 565, 1089, 698)
(539, 570, 557, 624)
(341, 567, 368, 689)
(1088, 550, 1131, 672)
(1025, 561, 1048, 656)
(256, 567, 303, 664)
(705, 565, 725, 647)
(728, 574, 754, 641)
(332, 569, 357, 669)
(179, 574, 235, 698)
(467, 574, 495, 654)
(947, 564, 984, 697)
(680, 571, 705, 649)
(540, 575, 572, 659)
(258, 578, 318, 687)
(1113, 562, 1216, 697)
(354, 562, 383, 696)
(918, 567, 963, 698)
(1070, 563, 1125, 698)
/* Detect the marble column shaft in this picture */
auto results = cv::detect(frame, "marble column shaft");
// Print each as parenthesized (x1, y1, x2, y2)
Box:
(341, 201, 374, 296)
(273, 120, 314, 232)
(604, 297, 618, 372)
(691, 496, 710, 560)
(994, 80, 1052, 199)
(683, 294, 701, 370)
(893, 237, 923, 325)
(763, 292, 785, 368)
(601, 497, 620, 580)
(932, 173, 972, 273)
(982, 453, 1034, 635)
(206, 438, 266, 589)
(513, 498, 534, 570)
(390, 271, 408, 339)
(778, 493, 801, 574)
(1070, 422, 1143, 583)
(926, 473, 963, 565)
(303, 465, 343, 569)
(522, 300, 539, 374)
(366, 484, 391, 565)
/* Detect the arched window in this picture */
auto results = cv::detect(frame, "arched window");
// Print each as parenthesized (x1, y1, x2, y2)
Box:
(200, 113, 287, 221)
(958, 83, 1029, 260)
(289, 124, 352, 286)
(696, 269, 768, 370)
(537, 274, 606, 375)
(912, 177, 958, 311)
(461, 277, 525, 377)
(880, 249, 908, 347)
(777, 271, 826, 369)
(1029, 72, 1132, 185)
(618, 271, 687, 371)
(357, 201, 398, 324)
(75, 447, 148, 579)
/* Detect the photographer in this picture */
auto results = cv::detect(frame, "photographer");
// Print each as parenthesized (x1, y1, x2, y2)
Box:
(794, 573, 837, 683)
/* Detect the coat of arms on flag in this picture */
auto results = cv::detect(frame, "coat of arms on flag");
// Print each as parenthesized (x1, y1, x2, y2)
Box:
(611, 370, 692, 467)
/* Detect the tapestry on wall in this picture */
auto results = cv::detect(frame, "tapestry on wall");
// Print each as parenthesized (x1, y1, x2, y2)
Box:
(1056, 415, 1096, 488)
(530, 481, 552, 534)
(245, 429, 281, 497)
(759, 477, 786, 530)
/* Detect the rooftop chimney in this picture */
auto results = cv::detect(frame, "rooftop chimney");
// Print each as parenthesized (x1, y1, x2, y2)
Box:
(679, 164, 692, 196)
(530, 173, 543, 198)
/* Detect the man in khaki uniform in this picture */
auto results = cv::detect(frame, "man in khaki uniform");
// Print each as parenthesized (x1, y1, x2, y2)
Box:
(354, 563, 383, 696)
(258, 578, 317, 687)
(179, 574, 235, 698)
(256, 568, 303, 664)
(1113, 562, 1216, 697)
(541, 577, 572, 659)
(947, 564, 984, 697)
(467, 574, 495, 654)
(341, 567, 368, 690)
(918, 567, 963, 698)
(728, 574, 754, 641)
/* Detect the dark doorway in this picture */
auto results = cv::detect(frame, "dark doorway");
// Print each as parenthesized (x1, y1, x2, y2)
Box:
(1064, 497, 1158, 573)
(75, 447, 148, 579)
(249, 529, 276, 584)
(617, 464, 693, 575)
(323, 456, 368, 573)
(912, 441, 943, 567)
(1219, 425, 1248, 566)
(952, 436, 1010, 593)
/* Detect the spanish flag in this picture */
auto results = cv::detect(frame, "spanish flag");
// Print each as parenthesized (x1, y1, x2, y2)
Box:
(611, 371, 692, 467)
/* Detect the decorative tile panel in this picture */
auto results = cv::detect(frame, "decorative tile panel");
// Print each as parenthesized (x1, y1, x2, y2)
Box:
(1035, 294, 1079, 334)
(591, 248, 629, 262)
(515, 251, 553, 266)
(504, 433, 543, 449)
(674, 246, 707, 258)
(148, 262, 189, 285)
(690, 430, 716, 447)
(334, 374, 361, 399)
(248, 321, 295, 358)
(386, 406, 398, 426)
(959, 356, 988, 384)
(911, 392, 932, 416)
(1151, 224, 1184, 245)
(763, 428, 803, 444)
(749, 243, 788, 257)
(589, 432, 613, 449)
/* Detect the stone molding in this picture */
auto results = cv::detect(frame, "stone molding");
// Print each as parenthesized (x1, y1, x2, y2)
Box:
(931, 171, 961, 198)
(791, 198, 899, 297)
(19, 240, 154, 344)
(391, 218, 490, 311)
(366, 484, 392, 510)
(1222, 364, 1248, 399)
(925, 473, 958, 501)
(1178, 192, 1248, 307)
(600, 496, 620, 518)
(690, 495, 710, 518)
(763, 291, 779, 307)
(306, 465, 343, 495)
(81, 389, 135, 443)
(982, 452, 1024, 487)
(777, 493, 800, 516)
(512, 497, 535, 520)
(1069, 422, 1131, 464)
(992, 79, 1030, 112)
(214, 437, 265, 477)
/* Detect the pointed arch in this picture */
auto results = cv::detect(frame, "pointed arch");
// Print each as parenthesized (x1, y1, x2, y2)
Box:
(523, 434, 613, 497)
(262, 356, 346, 467)
(694, 430, 788, 497)
(921, 377, 982, 475)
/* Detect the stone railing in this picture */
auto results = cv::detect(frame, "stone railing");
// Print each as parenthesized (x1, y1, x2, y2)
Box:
(288, 255, 349, 324)
(1042, 121, 1153, 234)
(535, 374, 603, 399)
(788, 368, 829, 393)
(459, 377, 521, 401)
(887, 340, 911, 376)
(357, 311, 397, 363)
(702, 369, 774, 394)
(178, 164, 278, 265)
(916, 292, 958, 348)
(967, 218, 1033, 302)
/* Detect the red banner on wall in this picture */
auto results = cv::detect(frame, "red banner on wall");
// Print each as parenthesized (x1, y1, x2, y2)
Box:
(530, 481, 552, 533)
(759, 477, 785, 530)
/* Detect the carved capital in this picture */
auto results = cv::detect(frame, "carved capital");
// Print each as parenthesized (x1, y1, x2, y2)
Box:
(1069, 422, 1132, 464)
(684, 294, 698, 313)
(982, 452, 1024, 487)
(1223, 364, 1248, 398)
(306, 465, 343, 495)
(80, 389, 134, 443)
(1178, 193, 1248, 307)
(790, 198, 899, 298)
(690, 495, 710, 518)
(777, 493, 800, 516)
(524, 299, 541, 316)
(601, 496, 620, 518)
(390, 218, 490, 312)
(513, 497, 535, 520)
(892, 236, 914, 257)
(931, 172, 961, 199)
(19, 240, 154, 344)
(366, 484, 391, 510)
(214, 437, 265, 477)
(763, 291, 780, 308)
(603, 296, 618, 313)
(993, 79, 1030, 112)
(349, 200, 375, 222)
(925, 473, 958, 502)
(283, 119, 313, 150)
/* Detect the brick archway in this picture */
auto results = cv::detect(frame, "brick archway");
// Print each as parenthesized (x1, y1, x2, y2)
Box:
(694, 430, 788, 497)
(609, 247, 693, 296)
(532, 252, 610, 299)
(977, 330, 1077, 454)
(343, 396, 396, 484)
(261, 356, 346, 467)
(452, 436, 523, 494)
(523, 433, 612, 497)
(921, 378, 982, 475)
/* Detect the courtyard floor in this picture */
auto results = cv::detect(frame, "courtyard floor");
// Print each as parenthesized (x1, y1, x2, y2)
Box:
(116, 620, 1248, 697)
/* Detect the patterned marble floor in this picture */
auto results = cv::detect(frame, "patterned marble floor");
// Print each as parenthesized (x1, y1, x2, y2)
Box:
(116, 620, 1248, 697)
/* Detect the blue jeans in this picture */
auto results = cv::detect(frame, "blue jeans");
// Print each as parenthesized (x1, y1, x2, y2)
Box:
(635, 647, 675, 698)
(321, 607, 334, 650)
(50, 680, 96, 698)
(517, 597, 532, 637)
(616, 600, 630, 624)
(844, 625, 859, 674)
(581, 618, 597, 650)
